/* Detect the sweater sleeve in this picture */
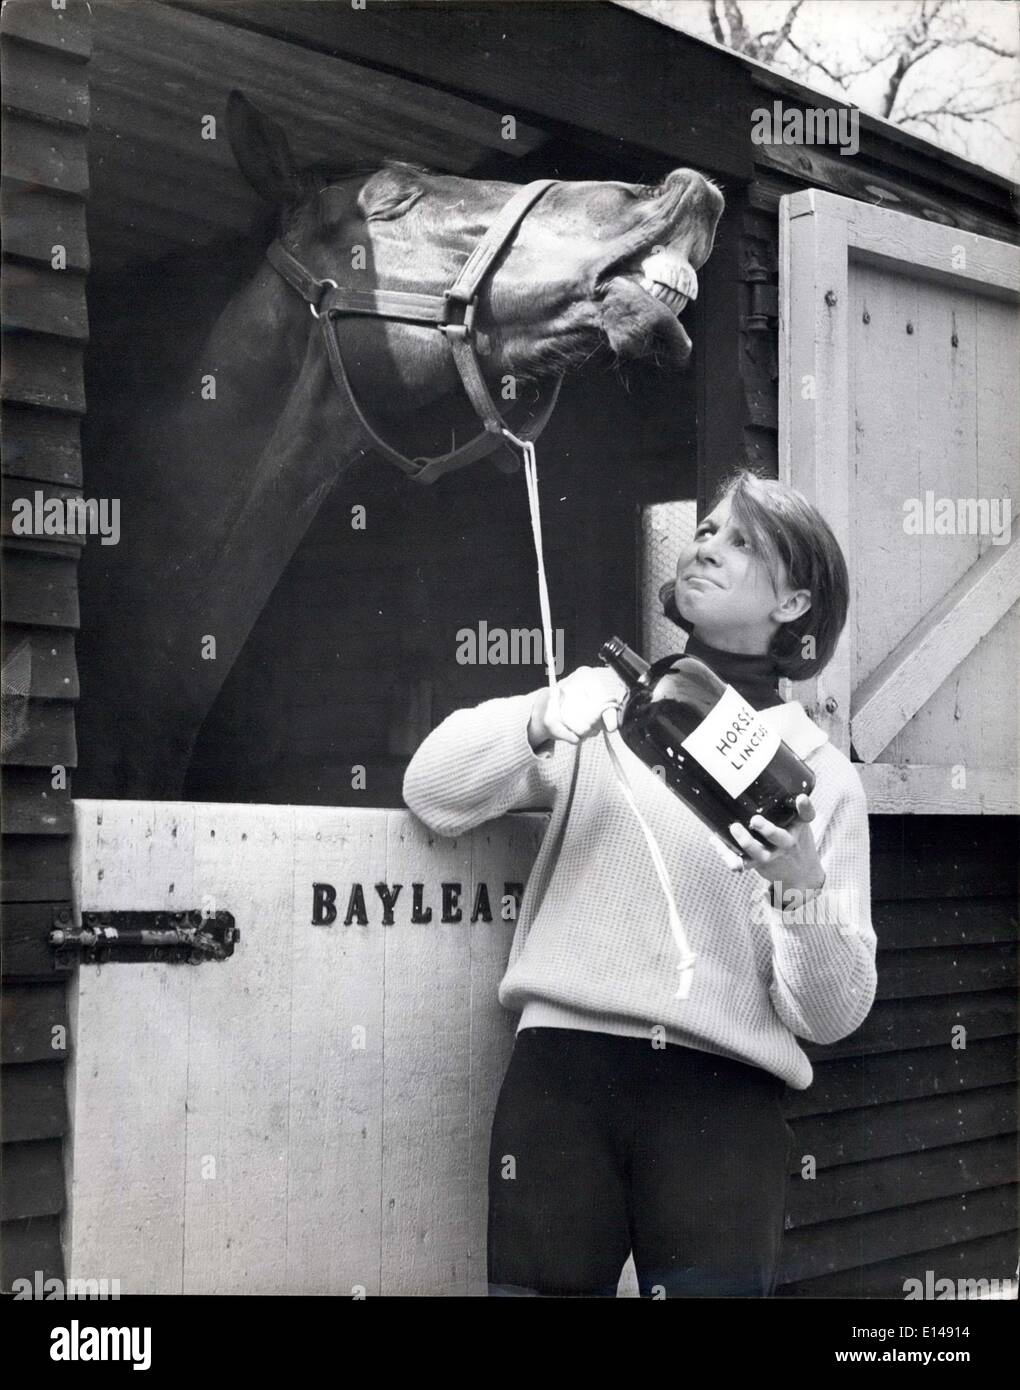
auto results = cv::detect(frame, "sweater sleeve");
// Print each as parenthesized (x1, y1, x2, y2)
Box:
(764, 762, 877, 1046)
(402, 688, 566, 837)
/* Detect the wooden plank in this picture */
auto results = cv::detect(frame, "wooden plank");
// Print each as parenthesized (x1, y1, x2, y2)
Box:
(0, 333, 85, 413)
(1, 981, 68, 1062)
(759, 140, 1017, 244)
(852, 540, 1020, 763)
(175, 0, 754, 177)
(803, 992, 1017, 1060)
(0, 1213, 64, 1287)
(750, 63, 1017, 213)
(1, 185, 90, 273)
(0, 550, 79, 627)
(1, 264, 88, 340)
(779, 1183, 1017, 1284)
(1, 900, 72, 978)
(892, 279, 980, 772)
(0, 769, 73, 835)
(862, 764, 1018, 815)
(0, 626, 78, 700)
(778, 1227, 1019, 1297)
(788, 1134, 1017, 1228)
(66, 799, 195, 1295)
(789, 1084, 1015, 1170)
(1, 834, 71, 902)
(0, 406, 82, 486)
(2, 477, 91, 544)
(788, 1036, 1018, 1118)
(778, 187, 853, 749)
(93, 0, 546, 158)
(784, 187, 1020, 294)
(1, 1137, 64, 1219)
(380, 811, 473, 1296)
(872, 898, 1018, 952)
(869, 817, 1018, 900)
(0, 0, 91, 60)
(1, 842, 69, 915)
(972, 291, 1020, 775)
(184, 803, 295, 1294)
(874, 944, 1017, 1001)
(2, 1060, 67, 1141)
(1, 33, 90, 127)
(0, 699, 76, 768)
(286, 805, 386, 1296)
(1, 112, 88, 195)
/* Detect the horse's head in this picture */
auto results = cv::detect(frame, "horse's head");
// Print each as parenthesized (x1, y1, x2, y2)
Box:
(226, 93, 723, 409)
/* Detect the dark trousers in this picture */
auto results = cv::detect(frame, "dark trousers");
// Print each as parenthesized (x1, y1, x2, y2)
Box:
(487, 1027, 794, 1297)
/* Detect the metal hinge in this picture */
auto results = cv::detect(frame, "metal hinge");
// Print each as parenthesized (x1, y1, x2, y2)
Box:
(49, 909, 239, 966)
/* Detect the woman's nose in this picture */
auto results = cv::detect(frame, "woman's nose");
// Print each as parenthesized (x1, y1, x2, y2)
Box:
(696, 535, 721, 564)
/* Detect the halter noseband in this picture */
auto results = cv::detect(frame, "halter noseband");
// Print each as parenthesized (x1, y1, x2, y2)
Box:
(266, 178, 564, 485)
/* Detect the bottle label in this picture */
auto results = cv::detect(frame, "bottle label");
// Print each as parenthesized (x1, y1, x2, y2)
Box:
(680, 684, 780, 799)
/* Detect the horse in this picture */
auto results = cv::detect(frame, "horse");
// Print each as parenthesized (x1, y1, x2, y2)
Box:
(76, 92, 724, 798)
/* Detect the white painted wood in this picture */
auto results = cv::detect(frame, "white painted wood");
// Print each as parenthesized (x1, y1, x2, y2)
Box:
(782, 189, 1020, 298)
(780, 187, 1019, 806)
(286, 805, 387, 1295)
(859, 764, 1018, 815)
(66, 801, 195, 1294)
(185, 804, 295, 1294)
(380, 812, 473, 1296)
(780, 190, 854, 750)
(68, 801, 546, 1296)
(851, 539, 1020, 763)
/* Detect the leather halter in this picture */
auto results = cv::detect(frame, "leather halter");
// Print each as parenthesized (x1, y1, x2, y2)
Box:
(266, 178, 564, 485)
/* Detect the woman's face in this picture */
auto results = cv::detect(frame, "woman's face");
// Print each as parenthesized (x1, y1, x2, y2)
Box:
(672, 494, 808, 653)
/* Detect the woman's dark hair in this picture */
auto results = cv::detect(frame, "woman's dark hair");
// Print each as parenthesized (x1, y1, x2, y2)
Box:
(660, 468, 850, 680)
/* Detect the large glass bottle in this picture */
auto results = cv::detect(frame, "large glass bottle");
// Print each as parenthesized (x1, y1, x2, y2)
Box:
(599, 635, 815, 849)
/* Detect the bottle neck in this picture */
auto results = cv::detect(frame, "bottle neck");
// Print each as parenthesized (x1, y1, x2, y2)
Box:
(599, 636, 651, 690)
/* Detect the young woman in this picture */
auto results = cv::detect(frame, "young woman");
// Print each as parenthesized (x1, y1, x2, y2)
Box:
(403, 468, 877, 1298)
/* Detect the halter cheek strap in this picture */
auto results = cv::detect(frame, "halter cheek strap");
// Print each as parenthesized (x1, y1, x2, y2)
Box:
(266, 178, 564, 485)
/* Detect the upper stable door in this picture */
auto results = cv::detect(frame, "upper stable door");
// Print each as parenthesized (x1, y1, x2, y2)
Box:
(779, 189, 1020, 814)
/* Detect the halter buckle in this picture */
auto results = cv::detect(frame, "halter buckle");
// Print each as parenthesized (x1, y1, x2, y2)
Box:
(440, 291, 476, 341)
(309, 279, 339, 319)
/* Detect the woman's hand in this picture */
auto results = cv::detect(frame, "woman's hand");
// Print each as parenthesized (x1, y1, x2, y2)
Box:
(727, 794, 826, 893)
(528, 666, 626, 750)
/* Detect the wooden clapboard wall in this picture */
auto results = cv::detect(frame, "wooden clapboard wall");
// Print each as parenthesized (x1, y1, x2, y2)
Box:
(779, 817, 1018, 1294)
(1, 0, 90, 1289)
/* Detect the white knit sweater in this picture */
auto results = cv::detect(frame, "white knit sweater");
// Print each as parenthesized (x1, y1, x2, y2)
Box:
(402, 686, 878, 1089)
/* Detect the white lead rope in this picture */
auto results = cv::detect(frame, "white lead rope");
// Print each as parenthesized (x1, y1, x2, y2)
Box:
(503, 427, 697, 1000)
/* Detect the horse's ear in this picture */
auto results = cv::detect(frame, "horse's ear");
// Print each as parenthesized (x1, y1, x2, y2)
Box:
(356, 165, 425, 222)
(225, 91, 300, 204)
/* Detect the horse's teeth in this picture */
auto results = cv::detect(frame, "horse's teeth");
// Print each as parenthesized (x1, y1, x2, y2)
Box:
(640, 277, 690, 315)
